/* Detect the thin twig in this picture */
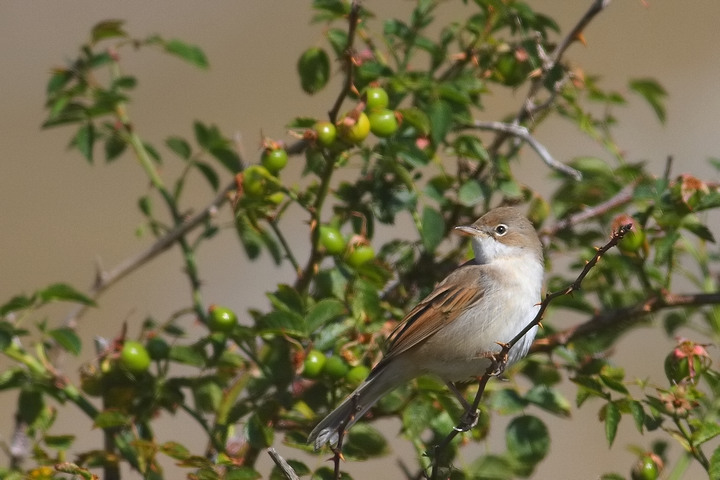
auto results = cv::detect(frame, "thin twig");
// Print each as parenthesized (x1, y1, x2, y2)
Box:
(539, 182, 636, 241)
(464, 120, 582, 180)
(328, 1, 362, 123)
(531, 291, 720, 354)
(63, 181, 235, 328)
(267, 448, 300, 480)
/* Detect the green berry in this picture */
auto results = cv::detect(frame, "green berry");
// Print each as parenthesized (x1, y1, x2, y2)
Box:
(338, 112, 370, 144)
(345, 365, 370, 387)
(365, 87, 389, 111)
(208, 305, 238, 334)
(369, 109, 399, 137)
(302, 349, 326, 378)
(120, 341, 151, 374)
(261, 148, 288, 174)
(314, 122, 337, 147)
(346, 244, 375, 268)
(323, 355, 349, 380)
(319, 226, 346, 255)
(242, 165, 271, 198)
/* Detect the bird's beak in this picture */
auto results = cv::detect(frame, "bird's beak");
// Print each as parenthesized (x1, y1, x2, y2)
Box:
(454, 224, 481, 237)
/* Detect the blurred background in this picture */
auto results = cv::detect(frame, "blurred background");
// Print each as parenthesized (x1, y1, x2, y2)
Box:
(1, 1, 719, 478)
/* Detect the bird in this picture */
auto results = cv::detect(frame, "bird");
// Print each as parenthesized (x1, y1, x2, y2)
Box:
(308, 206, 545, 450)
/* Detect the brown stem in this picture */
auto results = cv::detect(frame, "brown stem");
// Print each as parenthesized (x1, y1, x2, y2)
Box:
(531, 291, 720, 354)
(327, 0, 362, 124)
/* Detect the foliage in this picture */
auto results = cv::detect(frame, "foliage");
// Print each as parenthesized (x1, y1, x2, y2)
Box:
(2, 1, 720, 479)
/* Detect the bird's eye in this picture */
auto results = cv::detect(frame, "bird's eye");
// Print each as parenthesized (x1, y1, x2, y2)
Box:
(494, 224, 508, 236)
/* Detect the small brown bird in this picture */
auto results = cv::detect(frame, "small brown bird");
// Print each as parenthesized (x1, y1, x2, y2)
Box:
(309, 206, 545, 449)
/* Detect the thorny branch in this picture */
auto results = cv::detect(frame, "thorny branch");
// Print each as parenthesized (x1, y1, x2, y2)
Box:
(531, 291, 720, 354)
(466, 120, 582, 180)
(62, 181, 235, 328)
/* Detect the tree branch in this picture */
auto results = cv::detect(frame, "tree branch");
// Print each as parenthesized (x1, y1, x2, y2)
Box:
(464, 120, 582, 180)
(63, 181, 235, 328)
(531, 291, 720, 354)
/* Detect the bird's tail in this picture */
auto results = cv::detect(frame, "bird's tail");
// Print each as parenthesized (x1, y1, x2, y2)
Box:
(308, 362, 404, 450)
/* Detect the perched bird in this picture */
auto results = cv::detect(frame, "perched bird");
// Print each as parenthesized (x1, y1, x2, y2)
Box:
(309, 206, 545, 449)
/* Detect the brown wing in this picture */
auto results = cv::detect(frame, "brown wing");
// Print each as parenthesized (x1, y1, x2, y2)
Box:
(381, 264, 487, 362)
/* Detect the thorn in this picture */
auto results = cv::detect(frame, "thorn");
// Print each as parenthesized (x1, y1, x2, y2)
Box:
(575, 32, 587, 47)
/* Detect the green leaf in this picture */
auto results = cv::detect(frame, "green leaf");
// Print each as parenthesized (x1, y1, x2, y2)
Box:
(505, 415, 550, 464)
(169, 345, 206, 367)
(428, 99, 452, 144)
(0, 294, 35, 316)
(90, 20, 127, 44)
(398, 107, 430, 135)
(420, 206, 445, 252)
(692, 421, 720, 446)
(629, 78, 667, 124)
(682, 215, 716, 242)
(47, 69, 73, 95)
(628, 400, 645, 433)
(48, 328, 82, 356)
(246, 413, 273, 449)
(44, 434, 75, 450)
(225, 466, 262, 480)
(709, 445, 720, 480)
(93, 410, 132, 429)
(160, 441, 191, 460)
(194, 161, 220, 191)
(305, 299, 346, 333)
(458, 179, 485, 206)
(38, 283, 95, 306)
(164, 39, 209, 69)
(602, 401, 621, 446)
(209, 147, 242, 173)
(297, 47, 330, 95)
(104, 133, 127, 163)
(166, 136, 192, 159)
(257, 310, 306, 337)
(73, 123, 95, 163)
(524, 385, 571, 417)
(343, 423, 388, 459)
(468, 454, 514, 479)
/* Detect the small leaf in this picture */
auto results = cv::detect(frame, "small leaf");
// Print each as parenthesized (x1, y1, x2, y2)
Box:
(305, 299, 346, 333)
(209, 147, 242, 173)
(49, 328, 82, 356)
(47, 69, 73, 95)
(428, 99, 452, 144)
(73, 123, 96, 163)
(169, 345, 206, 367)
(398, 107, 430, 135)
(160, 441, 191, 460)
(44, 434, 75, 450)
(343, 423, 388, 459)
(164, 39, 209, 69)
(628, 400, 645, 433)
(38, 283, 95, 306)
(420, 206, 445, 252)
(709, 445, 720, 480)
(297, 47, 330, 95)
(629, 78, 667, 124)
(505, 415, 550, 464)
(602, 401, 621, 446)
(93, 410, 131, 429)
(166, 136, 192, 159)
(458, 179, 485, 206)
(692, 421, 720, 446)
(246, 413, 273, 449)
(90, 20, 127, 44)
(194, 161, 220, 191)
(0, 294, 36, 316)
(524, 385, 571, 417)
(104, 133, 126, 162)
